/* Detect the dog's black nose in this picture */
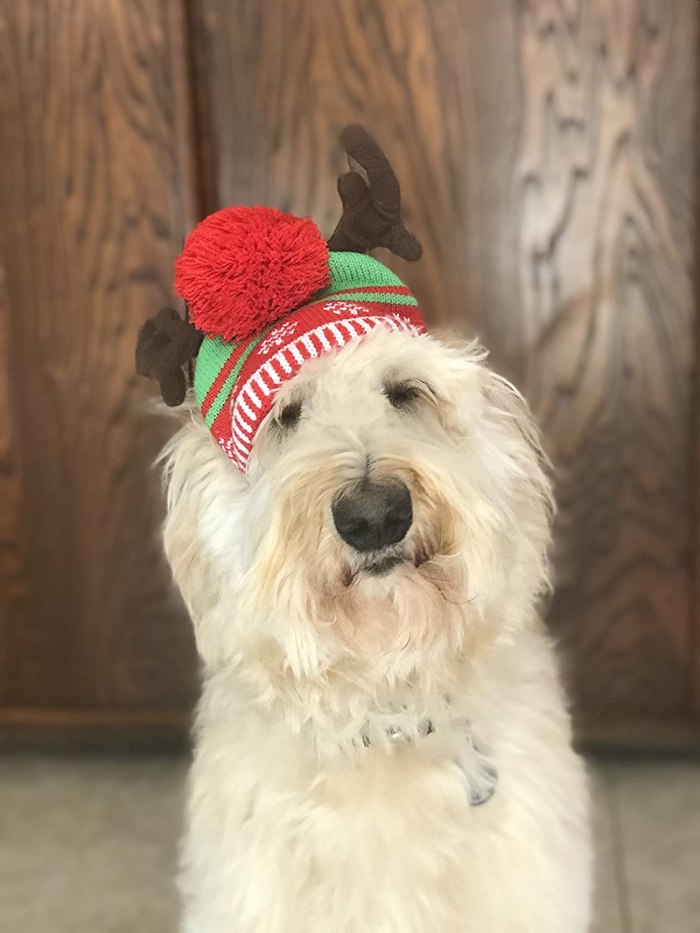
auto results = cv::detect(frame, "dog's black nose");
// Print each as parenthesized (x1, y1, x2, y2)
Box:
(332, 480, 413, 552)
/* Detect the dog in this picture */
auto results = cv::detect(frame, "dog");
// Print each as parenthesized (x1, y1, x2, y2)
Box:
(139, 128, 592, 932)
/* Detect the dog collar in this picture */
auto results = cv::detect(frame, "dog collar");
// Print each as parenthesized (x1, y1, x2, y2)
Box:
(355, 717, 498, 807)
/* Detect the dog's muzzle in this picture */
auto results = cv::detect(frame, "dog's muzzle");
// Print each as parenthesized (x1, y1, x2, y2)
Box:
(332, 479, 413, 553)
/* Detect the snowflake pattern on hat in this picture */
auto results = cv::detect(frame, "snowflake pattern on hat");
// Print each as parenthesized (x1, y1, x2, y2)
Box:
(259, 319, 299, 356)
(324, 300, 365, 316)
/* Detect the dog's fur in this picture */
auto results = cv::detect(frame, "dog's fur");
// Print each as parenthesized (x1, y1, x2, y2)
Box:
(161, 328, 592, 933)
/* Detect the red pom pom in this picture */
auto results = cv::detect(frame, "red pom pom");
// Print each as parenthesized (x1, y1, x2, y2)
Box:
(175, 206, 330, 342)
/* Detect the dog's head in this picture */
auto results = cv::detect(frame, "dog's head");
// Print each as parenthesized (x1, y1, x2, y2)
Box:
(161, 326, 553, 685)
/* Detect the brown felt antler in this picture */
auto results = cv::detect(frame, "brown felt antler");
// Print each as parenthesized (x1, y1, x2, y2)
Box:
(327, 126, 422, 261)
(135, 307, 203, 406)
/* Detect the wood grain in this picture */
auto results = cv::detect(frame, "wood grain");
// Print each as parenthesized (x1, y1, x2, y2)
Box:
(0, 1, 198, 713)
(190, 0, 699, 725)
(189, 0, 457, 332)
(517, 0, 697, 716)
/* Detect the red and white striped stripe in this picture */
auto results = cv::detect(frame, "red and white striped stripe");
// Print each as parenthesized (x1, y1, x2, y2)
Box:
(229, 313, 424, 471)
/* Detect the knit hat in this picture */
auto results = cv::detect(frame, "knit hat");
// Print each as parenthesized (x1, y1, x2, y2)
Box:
(135, 127, 425, 472)
(189, 242, 425, 471)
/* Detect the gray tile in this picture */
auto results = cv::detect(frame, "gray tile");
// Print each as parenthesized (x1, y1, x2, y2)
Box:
(0, 754, 187, 933)
(1, 753, 698, 933)
(609, 759, 700, 933)
(590, 761, 627, 933)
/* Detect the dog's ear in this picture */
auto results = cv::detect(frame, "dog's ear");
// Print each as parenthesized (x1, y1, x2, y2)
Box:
(440, 336, 552, 480)
(480, 368, 548, 467)
(161, 419, 250, 669)
(327, 126, 422, 261)
(478, 364, 555, 534)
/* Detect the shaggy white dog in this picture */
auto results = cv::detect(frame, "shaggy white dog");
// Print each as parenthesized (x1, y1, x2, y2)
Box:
(160, 326, 592, 933)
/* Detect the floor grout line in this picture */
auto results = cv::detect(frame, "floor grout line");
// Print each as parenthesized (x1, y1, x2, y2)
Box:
(605, 765, 635, 933)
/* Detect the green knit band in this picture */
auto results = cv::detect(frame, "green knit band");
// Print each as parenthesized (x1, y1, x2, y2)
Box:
(320, 252, 405, 294)
(194, 325, 273, 428)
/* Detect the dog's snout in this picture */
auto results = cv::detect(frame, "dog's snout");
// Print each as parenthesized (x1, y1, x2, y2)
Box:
(332, 480, 413, 552)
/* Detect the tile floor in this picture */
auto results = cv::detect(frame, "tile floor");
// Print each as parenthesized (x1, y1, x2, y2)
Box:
(0, 753, 698, 932)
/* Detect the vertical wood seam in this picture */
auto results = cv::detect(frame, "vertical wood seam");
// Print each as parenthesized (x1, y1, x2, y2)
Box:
(691, 16, 700, 718)
(182, 0, 216, 220)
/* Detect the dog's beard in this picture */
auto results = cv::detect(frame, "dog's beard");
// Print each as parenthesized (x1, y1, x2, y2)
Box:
(330, 550, 474, 660)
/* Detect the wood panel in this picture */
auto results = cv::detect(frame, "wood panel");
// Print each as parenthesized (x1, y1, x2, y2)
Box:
(518, 0, 697, 719)
(190, 0, 699, 730)
(0, 707, 189, 751)
(694, 13, 700, 724)
(0, 0, 198, 715)
(0, 245, 19, 711)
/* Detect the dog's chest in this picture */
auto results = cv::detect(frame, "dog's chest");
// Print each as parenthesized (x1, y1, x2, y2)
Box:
(199, 731, 499, 931)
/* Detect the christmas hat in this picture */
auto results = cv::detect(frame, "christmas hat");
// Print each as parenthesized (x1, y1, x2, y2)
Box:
(136, 127, 425, 472)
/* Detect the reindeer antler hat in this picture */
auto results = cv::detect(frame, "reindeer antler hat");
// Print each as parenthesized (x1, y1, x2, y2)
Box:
(136, 126, 425, 472)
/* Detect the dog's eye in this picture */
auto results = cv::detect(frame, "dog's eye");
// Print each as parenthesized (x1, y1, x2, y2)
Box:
(277, 400, 302, 429)
(384, 381, 423, 410)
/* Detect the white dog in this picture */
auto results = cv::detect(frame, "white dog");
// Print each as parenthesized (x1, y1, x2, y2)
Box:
(160, 325, 591, 932)
(138, 128, 592, 932)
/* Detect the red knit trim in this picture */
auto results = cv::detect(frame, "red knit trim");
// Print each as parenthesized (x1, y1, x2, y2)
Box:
(210, 400, 232, 443)
(233, 307, 425, 469)
(208, 301, 426, 471)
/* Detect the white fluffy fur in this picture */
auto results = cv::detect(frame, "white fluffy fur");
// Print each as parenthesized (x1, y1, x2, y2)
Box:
(160, 329, 592, 932)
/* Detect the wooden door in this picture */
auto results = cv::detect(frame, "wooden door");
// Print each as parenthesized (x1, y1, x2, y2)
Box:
(0, 0, 698, 747)
(0, 0, 197, 741)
